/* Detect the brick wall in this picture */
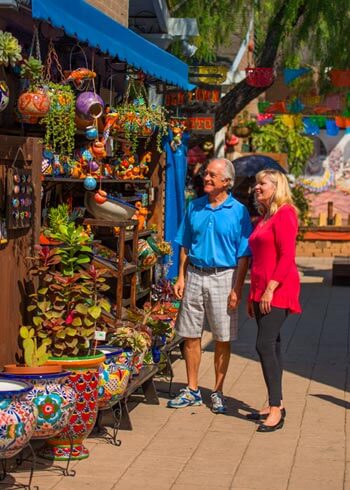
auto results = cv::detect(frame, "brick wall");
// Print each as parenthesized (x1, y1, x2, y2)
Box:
(86, 0, 129, 27)
(296, 240, 350, 257)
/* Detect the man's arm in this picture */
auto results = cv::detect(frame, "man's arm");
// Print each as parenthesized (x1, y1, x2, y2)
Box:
(228, 256, 249, 310)
(173, 247, 189, 299)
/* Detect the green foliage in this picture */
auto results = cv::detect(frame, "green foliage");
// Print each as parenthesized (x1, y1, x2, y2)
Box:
(23, 210, 110, 361)
(171, 0, 350, 86)
(0, 30, 22, 67)
(107, 320, 152, 353)
(19, 326, 50, 367)
(114, 99, 168, 153)
(20, 57, 44, 89)
(169, 0, 248, 63)
(41, 83, 76, 158)
(291, 185, 312, 234)
(251, 116, 314, 177)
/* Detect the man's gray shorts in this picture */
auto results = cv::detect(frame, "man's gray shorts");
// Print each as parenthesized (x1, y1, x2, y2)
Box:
(175, 265, 238, 342)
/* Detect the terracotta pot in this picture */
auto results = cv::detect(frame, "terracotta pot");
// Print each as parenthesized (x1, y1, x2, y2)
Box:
(18, 89, 50, 117)
(97, 346, 132, 410)
(0, 378, 37, 459)
(39, 353, 105, 461)
(2, 367, 75, 440)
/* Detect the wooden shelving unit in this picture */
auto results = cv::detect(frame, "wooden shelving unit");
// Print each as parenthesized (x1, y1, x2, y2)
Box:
(84, 218, 139, 321)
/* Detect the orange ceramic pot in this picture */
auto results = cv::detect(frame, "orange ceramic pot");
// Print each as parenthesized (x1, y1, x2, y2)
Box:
(18, 89, 50, 117)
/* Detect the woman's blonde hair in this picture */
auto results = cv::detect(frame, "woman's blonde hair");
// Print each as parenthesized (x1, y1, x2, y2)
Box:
(255, 169, 298, 216)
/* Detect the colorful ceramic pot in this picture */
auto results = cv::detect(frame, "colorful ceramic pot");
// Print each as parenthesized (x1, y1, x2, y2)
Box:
(76, 92, 104, 120)
(2, 369, 75, 439)
(85, 125, 99, 140)
(40, 353, 105, 461)
(18, 89, 50, 117)
(0, 378, 38, 459)
(97, 346, 132, 410)
(0, 80, 10, 112)
(132, 350, 147, 376)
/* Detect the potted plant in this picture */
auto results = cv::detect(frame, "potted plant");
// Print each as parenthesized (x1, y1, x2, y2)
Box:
(41, 82, 76, 158)
(107, 320, 153, 376)
(18, 56, 51, 119)
(107, 97, 168, 153)
(15, 206, 109, 461)
(232, 110, 256, 137)
(0, 30, 22, 113)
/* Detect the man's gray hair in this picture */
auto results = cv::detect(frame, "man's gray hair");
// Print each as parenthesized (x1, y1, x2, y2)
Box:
(208, 158, 235, 189)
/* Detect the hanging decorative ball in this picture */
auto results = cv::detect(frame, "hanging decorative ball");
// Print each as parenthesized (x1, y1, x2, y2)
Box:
(88, 160, 99, 173)
(85, 125, 98, 140)
(0, 80, 10, 112)
(94, 189, 107, 204)
(83, 176, 97, 190)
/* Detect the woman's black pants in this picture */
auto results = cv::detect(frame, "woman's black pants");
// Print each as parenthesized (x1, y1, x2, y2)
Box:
(253, 302, 288, 407)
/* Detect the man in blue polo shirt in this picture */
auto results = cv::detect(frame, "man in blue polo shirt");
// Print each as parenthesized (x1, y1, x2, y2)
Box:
(167, 158, 252, 413)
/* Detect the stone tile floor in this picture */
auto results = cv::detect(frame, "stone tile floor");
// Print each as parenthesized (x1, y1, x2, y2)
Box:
(4, 257, 350, 489)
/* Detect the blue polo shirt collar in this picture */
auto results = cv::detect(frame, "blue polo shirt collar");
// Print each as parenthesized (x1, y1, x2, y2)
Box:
(204, 193, 235, 210)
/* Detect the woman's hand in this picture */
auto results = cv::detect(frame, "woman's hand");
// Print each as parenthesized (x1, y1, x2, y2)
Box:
(247, 301, 255, 318)
(259, 289, 274, 314)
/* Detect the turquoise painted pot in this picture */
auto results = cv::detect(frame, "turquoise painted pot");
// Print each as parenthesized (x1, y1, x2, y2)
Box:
(0, 378, 38, 459)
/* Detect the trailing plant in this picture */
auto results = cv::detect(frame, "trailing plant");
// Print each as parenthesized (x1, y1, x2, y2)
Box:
(251, 116, 314, 177)
(41, 82, 76, 158)
(113, 97, 168, 153)
(0, 30, 22, 67)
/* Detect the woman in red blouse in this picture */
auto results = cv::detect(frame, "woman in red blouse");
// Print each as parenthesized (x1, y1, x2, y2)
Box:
(246, 169, 301, 433)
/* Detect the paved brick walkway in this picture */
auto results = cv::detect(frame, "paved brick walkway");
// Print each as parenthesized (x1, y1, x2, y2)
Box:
(8, 258, 350, 489)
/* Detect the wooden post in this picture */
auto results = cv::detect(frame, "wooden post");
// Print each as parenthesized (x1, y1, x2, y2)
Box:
(327, 201, 334, 225)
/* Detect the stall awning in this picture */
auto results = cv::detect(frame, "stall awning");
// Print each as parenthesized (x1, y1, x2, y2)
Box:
(31, 0, 195, 90)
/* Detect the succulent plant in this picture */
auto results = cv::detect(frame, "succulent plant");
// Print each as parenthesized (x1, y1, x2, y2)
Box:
(20, 56, 44, 88)
(0, 31, 22, 67)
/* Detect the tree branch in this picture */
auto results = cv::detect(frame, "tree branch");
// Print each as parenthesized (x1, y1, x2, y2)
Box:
(215, 0, 307, 131)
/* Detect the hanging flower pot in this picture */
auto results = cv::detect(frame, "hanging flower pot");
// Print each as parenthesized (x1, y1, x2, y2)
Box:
(39, 353, 105, 461)
(0, 378, 38, 459)
(97, 346, 132, 410)
(2, 368, 75, 440)
(232, 125, 252, 138)
(246, 67, 274, 88)
(18, 88, 50, 118)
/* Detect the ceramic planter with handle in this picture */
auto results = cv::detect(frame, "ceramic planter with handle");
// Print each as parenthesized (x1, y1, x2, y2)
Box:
(0, 378, 38, 459)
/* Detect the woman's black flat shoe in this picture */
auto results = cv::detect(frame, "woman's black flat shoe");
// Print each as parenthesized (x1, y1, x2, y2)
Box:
(256, 417, 284, 433)
(246, 408, 286, 421)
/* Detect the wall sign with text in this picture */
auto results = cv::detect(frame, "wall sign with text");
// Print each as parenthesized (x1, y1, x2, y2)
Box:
(187, 114, 215, 134)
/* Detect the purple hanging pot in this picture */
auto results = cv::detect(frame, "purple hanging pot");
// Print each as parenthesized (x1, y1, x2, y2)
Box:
(76, 92, 104, 121)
